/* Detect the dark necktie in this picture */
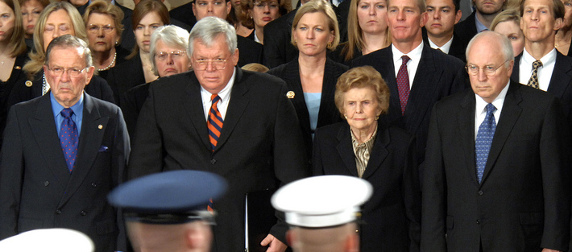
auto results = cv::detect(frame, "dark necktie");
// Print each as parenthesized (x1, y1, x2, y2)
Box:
(527, 60, 542, 89)
(397, 55, 411, 115)
(207, 94, 223, 151)
(475, 103, 497, 183)
(59, 108, 78, 173)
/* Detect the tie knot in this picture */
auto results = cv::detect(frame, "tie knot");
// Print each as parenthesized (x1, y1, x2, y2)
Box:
(401, 55, 410, 65)
(61, 108, 74, 118)
(211, 94, 221, 104)
(533, 60, 542, 68)
(485, 103, 497, 114)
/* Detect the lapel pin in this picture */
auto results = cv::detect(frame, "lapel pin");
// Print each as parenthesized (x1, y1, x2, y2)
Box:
(15, 66, 21, 70)
(286, 91, 295, 99)
(98, 125, 103, 129)
(25, 80, 32, 87)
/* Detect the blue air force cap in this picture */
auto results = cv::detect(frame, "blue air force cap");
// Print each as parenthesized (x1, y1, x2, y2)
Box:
(108, 170, 227, 224)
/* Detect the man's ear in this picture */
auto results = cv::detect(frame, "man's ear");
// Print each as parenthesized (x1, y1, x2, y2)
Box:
(455, 9, 462, 24)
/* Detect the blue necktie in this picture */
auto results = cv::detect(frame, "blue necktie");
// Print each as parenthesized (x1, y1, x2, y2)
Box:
(475, 103, 496, 183)
(59, 108, 78, 173)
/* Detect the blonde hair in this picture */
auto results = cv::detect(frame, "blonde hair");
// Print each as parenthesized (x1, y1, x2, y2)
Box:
(83, 0, 125, 43)
(291, 0, 339, 50)
(343, 0, 391, 61)
(23, 1, 87, 79)
(490, 8, 520, 31)
(1, 0, 27, 57)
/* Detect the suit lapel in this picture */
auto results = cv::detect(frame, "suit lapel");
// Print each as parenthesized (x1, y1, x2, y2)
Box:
(184, 72, 211, 151)
(59, 94, 109, 208)
(458, 90, 480, 186)
(215, 68, 249, 152)
(283, 60, 311, 134)
(377, 49, 402, 123)
(336, 123, 359, 177)
(360, 126, 389, 180)
(407, 47, 440, 132)
(318, 59, 340, 128)
(480, 82, 523, 184)
(29, 95, 69, 190)
(547, 52, 572, 98)
(510, 54, 522, 84)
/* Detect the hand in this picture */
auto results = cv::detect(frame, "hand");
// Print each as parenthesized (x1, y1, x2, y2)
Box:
(542, 249, 561, 252)
(261, 234, 288, 252)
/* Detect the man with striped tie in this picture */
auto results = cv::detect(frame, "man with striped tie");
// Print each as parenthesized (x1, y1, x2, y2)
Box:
(127, 17, 309, 252)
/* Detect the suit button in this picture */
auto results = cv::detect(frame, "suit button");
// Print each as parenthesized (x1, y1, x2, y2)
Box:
(44, 181, 49, 187)
(476, 219, 480, 224)
(210, 159, 216, 164)
(91, 183, 97, 187)
(55, 209, 62, 215)
(478, 191, 483, 196)
(80, 211, 87, 216)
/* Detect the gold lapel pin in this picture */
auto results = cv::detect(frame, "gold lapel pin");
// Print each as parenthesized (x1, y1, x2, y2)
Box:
(15, 66, 21, 70)
(286, 91, 295, 99)
(25, 80, 32, 87)
(98, 125, 103, 129)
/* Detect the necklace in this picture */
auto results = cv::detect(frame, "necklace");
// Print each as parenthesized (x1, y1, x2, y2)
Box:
(97, 52, 116, 71)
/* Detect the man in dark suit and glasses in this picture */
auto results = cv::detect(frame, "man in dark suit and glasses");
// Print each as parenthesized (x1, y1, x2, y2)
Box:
(421, 31, 571, 252)
(0, 35, 130, 252)
(351, 0, 467, 167)
(127, 16, 308, 252)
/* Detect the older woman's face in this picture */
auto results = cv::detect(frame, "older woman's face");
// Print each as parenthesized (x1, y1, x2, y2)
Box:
(293, 11, 335, 57)
(21, 0, 44, 38)
(153, 40, 190, 77)
(134, 11, 163, 53)
(87, 13, 118, 53)
(249, 0, 280, 31)
(42, 9, 75, 52)
(493, 20, 524, 56)
(343, 87, 381, 132)
(357, 0, 388, 35)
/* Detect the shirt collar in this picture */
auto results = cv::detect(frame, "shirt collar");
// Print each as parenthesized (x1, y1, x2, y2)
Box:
(391, 42, 423, 64)
(428, 36, 454, 54)
(200, 67, 236, 103)
(475, 14, 488, 33)
(474, 79, 509, 114)
(50, 91, 84, 119)
(522, 47, 556, 67)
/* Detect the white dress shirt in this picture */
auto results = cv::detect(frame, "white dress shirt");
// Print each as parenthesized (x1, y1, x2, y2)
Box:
(518, 48, 556, 91)
(428, 36, 454, 54)
(474, 81, 509, 139)
(201, 68, 236, 120)
(392, 42, 424, 89)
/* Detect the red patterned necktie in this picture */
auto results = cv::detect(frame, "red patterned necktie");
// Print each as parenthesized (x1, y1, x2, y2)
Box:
(207, 94, 223, 151)
(397, 55, 411, 115)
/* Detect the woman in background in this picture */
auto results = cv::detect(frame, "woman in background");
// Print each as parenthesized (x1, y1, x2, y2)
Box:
(19, 0, 48, 48)
(331, 0, 390, 65)
(268, 0, 347, 162)
(556, 0, 572, 56)
(491, 9, 524, 57)
(241, 0, 289, 44)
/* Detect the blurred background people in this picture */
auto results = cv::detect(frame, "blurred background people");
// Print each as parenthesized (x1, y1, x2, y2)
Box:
(268, 0, 347, 164)
(491, 9, 525, 56)
(331, 0, 391, 65)
(313, 66, 421, 251)
(556, 0, 572, 56)
(242, 0, 289, 44)
(19, 0, 48, 48)
(121, 24, 190, 138)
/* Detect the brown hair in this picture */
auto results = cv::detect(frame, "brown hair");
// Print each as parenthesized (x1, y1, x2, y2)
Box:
(1, 0, 27, 57)
(334, 66, 389, 117)
(83, 0, 124, 43)
(343, 0, 391, 61)
(127, 0, 170, 59)
(241, 0, 290, 28)
(291, 0, 339, 50)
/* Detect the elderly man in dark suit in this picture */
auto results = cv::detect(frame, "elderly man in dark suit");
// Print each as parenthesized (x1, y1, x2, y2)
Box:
(0, 35, 130, 252)
(422, 31, 571, 252)
(127, 17, 308, 252)
(351, 0, 467, 166)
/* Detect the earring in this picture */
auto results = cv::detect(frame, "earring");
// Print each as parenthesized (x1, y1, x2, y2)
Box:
(344, 115, 348, 120)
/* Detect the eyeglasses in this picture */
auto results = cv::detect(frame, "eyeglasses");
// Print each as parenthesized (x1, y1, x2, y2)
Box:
(155, 51, 187, 61)
(47, 66, 88, 77)
(465, 60, 510, 76)
(87, 24, 115, 34)
(254, 1, 279, 8)
(192, 58, 228, 71)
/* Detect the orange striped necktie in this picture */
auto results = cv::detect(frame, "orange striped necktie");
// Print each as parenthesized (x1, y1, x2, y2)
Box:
(207, 94, 223, 151)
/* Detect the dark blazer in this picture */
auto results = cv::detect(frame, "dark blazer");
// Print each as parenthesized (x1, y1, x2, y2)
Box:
(127, 68, 309, 252)
(237, 36, 264, 66)
(105, 54, 146, 106)
(422, 27, 467, 62)
(268, 58, 348, 160)
(511, 51, 572, 128)
(0, 93, 130, 252)
(329, 42, 363, 66)
(7, 70, 115, 108)
(421, 82, 571, 252)
(351, 44, 468, 165)
(263, 9, 299, 68)
(454, 11, 477, 49)
(0, 51, 29, 150)
(169, 2, 197, 28)
(313, 121, 421, 252)
(120, 82, 150, 140)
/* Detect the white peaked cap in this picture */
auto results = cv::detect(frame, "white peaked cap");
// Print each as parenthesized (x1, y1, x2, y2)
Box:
(271, 175, 373, 228)
(0, 228, 94, 252)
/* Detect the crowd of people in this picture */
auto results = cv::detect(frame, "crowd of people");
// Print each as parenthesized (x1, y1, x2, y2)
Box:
(0, 0, 572, 250)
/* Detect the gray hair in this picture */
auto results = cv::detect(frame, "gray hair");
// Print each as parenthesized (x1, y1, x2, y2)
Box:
(466, 31, 514, 65)
(188, 16, 237, 57)
(45, 34, 93, 68)
(150, 25, 190, 76)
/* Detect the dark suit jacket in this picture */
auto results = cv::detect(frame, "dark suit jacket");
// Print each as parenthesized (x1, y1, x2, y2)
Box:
(422, 27, 467, 62)
(454, 11, 477, 49)
(511, 51, 572, 128)
(237, 36, 264, 66)
(268, 58, 348, 160)
(263, 9, 299, 68)
(105, 54, 146, 106)
(169, 2, 197, 28)
(351, 44, 468, 165)
(127, 68, 309, 252)
(7, 70, 115, 108)
(0, 51, 29, 150)
(313, 121, 421, 252)
(0, 93, 130, 252)
(421, 82, 571, 252)
(120, 82, 150, 140)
